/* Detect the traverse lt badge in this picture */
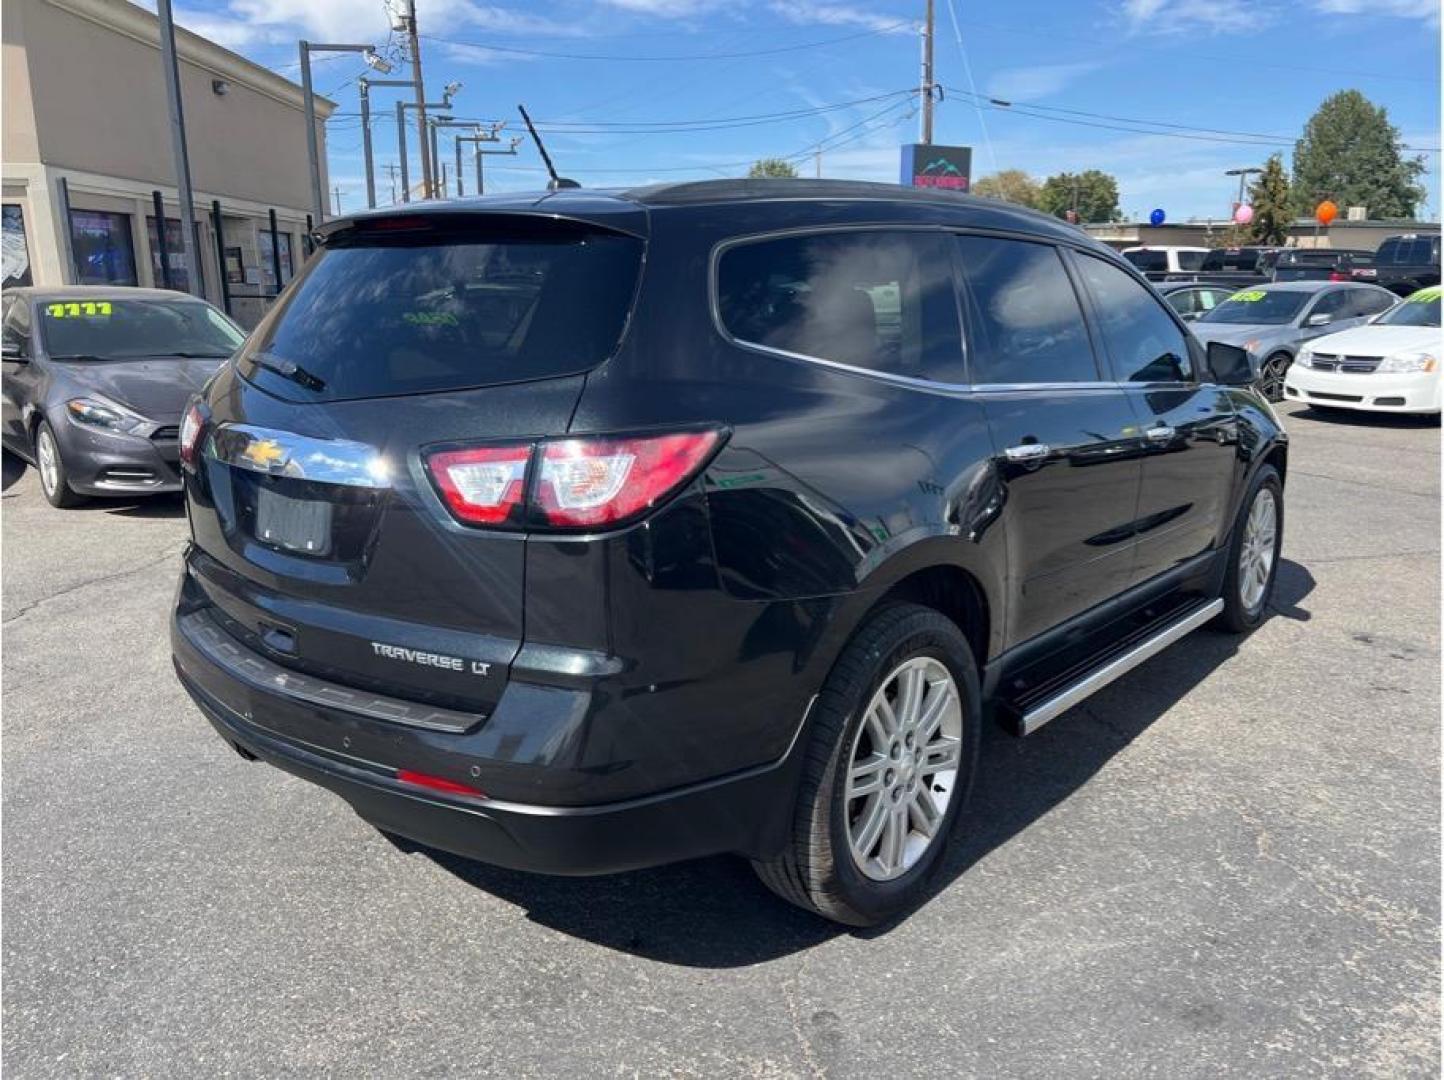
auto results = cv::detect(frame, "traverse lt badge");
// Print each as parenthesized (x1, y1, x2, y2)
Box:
(370, 641, 492, 677)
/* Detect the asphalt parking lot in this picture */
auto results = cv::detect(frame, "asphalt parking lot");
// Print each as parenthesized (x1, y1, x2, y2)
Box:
(2, 401, 1439, 1078)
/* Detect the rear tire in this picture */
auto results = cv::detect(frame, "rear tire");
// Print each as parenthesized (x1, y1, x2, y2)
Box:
(1216, 465, 1283, 634)
(34, 421, 85, 508)
(752, 603, 981, 926)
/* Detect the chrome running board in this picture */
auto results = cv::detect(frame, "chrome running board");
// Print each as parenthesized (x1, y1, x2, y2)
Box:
(1017, 598, 1224, 736)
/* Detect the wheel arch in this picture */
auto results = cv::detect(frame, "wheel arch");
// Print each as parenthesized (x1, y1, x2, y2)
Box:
(832, 537, 1003, 673)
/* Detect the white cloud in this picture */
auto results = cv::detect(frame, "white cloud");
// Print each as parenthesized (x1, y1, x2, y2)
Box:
(985, 62, 1101, 102)
(1312, 0, 1439, 23)
(1117, 0, 1263, 34)
(599, 0, 724, 15)
(767, 0, 914, 34)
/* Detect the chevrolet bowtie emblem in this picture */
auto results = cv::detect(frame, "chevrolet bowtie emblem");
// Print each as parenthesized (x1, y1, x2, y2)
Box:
(241, 439, 287, 469)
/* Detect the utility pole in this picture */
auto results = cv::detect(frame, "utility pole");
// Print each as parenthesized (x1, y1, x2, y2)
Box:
(332, 186, 343, 215)
(920, 0, 935, 144)
(155, 0, 201, 297)
(359, 79, 375, 209)
(386, 162, 400, 204)
(402, 0, 432, 198)
(814, 150, 821, 179)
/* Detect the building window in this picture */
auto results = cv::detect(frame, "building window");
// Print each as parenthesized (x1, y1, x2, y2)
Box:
(146, 216, 205, 295)
(2, 205, 32, 287)
(258, 230, 294, 296)
(69, 210, 138, 285)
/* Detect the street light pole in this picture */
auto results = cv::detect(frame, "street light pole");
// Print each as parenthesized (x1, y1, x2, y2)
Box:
(1224, 167, 1262, 214)
(156, 0, 201, 296)
(299, 41, 388, 222)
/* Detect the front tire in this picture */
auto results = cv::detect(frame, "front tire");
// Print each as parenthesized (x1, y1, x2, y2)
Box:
(1217, 465, 1283, 633)
(753, 603, 981, 926)
(1257, 352, 1291, 403)
(34, 421, 84, 508)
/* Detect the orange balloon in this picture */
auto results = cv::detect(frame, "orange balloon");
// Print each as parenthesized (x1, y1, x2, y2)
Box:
(1315, 200, 1338, 225)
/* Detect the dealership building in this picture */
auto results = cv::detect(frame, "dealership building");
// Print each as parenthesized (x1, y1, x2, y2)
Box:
(3, 0, 334, 326)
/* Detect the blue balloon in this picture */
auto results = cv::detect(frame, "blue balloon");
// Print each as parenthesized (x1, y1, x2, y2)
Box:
(1149, 208, 1166, 226)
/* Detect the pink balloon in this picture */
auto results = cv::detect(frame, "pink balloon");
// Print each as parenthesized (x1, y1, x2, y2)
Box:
(1233, 203, 1254, 225)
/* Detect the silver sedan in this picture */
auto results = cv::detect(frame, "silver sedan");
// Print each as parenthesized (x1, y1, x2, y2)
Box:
(1190, 279, 1398, 401)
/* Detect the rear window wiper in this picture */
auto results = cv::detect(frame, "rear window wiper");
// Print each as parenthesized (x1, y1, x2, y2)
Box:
(249, 351, 327, 392)
(47, 353, 109, 362)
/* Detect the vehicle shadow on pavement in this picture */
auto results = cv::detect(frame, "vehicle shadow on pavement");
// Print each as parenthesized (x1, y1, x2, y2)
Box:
(66, 492, 187, 518)
(1289, 405, 1441, 429)
(412, 563, 1316, 966)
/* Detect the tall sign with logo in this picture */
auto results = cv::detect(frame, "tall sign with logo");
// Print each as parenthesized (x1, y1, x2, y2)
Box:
(899, 144, 972, 191)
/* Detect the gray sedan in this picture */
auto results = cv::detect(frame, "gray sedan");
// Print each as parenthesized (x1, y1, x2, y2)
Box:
(1, 287, 245, 507)
(1190, 279, 1398, 401)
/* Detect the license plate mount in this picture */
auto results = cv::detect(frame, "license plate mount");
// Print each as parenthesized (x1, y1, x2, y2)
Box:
(255, 486, 333, 556)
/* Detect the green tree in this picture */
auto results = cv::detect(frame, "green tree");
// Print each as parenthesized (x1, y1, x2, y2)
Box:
(971, 169, 1041, 207)
(747, 158, 799, 179)
(1291, 89, 1425, 219)
(1247, 155, 1292, 245)
(1036, 170, 1121, 223)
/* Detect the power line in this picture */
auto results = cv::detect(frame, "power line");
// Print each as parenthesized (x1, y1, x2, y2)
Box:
(942, 0, 995, 172)
(419, 20, 912, 63)
(946, 86, 1442, 153)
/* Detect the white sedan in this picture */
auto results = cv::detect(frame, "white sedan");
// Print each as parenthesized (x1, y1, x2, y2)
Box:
(1284, 286, 1441, 415)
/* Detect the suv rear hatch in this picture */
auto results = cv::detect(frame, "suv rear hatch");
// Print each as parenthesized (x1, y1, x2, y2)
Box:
(181, 209, 645, 721)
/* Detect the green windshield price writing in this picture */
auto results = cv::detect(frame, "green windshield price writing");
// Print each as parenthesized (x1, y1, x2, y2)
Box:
(1229, 290, 1266, 303)
(1407, 286, 1441, 303)
(45, 301, 112, 318)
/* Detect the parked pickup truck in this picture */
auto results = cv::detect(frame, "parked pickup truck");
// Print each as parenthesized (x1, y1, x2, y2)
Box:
(1271, 248, 1373, 283)
(1352, 233, 1441, 296)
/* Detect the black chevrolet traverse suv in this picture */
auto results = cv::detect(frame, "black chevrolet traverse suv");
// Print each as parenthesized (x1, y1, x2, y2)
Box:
(171, 181, 1286, 926)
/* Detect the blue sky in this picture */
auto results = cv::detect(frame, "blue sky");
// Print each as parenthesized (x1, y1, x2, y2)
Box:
(167, 0, 1441, 219)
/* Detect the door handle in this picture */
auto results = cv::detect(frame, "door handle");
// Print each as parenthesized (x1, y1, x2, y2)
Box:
(1145, 425, 1176, 441)
(1003, 443, 1051, 462)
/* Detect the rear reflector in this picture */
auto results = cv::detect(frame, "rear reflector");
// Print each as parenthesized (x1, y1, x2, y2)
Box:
(395, 769, 487, 797)
(425, 445, 530, 525)
(536, 430, 721, 528)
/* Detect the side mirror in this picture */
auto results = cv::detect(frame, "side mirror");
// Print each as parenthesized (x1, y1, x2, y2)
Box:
(1206, 341, 1254, 386)
(1179, 310, 1200, 322)
(1305, 312, 1332, 327)
(1, 340, 25, 362)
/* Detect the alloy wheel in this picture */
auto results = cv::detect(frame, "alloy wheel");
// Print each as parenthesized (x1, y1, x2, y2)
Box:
(1259, 355, 1289, 403)
(36, 428, 59, 497)
(1239, 487, 1278, 612)
(843, 656, 963, 881)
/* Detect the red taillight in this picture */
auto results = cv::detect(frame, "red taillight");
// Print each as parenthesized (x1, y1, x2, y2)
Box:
(1329, 270, 1347, 281)
(423, 430, 722, 530)
(179, 402, 205, 467)
(395, 769, 487, 797)
(425, 445, 530, 525)
(536, 430, 721, 528)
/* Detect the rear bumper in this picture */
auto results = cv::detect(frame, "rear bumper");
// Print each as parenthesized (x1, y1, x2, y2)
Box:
(172, 608, 809, 875)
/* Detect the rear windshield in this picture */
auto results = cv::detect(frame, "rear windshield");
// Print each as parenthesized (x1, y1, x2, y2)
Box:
(1198, 289, 1308, 325)
(39, 298, 243, 360)
(1176, 250, 1206, 270)
(238, 227, 643, 401)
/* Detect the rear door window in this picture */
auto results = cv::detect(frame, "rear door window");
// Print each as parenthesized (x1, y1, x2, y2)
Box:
(1176, 250, 1206, 271)
(1347, 288, 1394, 318)
(715, 230, 964, 383)
(1073, 253, 1191, 383)
(956, 235, 1098, 384)
(240, 225, 644, 402)
(1123, 250, 1165, 273)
